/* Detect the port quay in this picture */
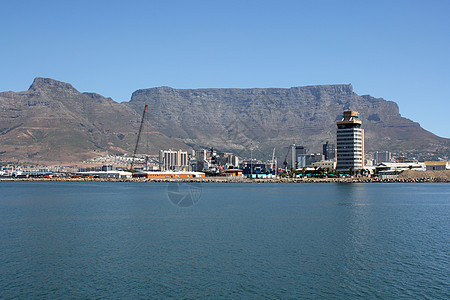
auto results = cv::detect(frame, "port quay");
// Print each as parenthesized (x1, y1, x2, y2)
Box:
(2, 171, 449, 183)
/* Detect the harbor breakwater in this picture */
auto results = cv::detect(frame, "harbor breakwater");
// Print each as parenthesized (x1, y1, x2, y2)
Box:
(1, 176, 449, 183)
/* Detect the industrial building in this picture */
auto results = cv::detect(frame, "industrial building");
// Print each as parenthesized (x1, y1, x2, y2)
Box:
(375, 162, 425, 175)
(224, 169, 244, 177)
(133, 171, 205, 178)
(75, 165, 132, 179)
(425, 161, 449, 171)
(336, 110, 365, 170)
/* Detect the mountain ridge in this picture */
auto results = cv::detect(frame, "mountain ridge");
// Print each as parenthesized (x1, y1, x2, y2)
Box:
(0, 78, 187, 162)
(127, 83, 445, 159)
(0, 78, 448, 163)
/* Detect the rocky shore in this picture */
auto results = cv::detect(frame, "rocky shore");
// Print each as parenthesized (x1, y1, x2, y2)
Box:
(1, 172, 449, 183)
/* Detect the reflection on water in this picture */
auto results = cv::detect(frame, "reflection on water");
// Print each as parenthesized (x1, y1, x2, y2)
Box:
(0, 182, 449, 299)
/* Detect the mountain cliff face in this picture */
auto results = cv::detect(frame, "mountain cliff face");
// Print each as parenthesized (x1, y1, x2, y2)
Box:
(127, 85, 449, 159)
(0, 78, 185, 162)
(0, 78, 448, 163)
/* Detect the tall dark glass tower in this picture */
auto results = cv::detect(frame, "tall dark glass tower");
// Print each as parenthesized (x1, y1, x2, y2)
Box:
(323, 141, 336, 160)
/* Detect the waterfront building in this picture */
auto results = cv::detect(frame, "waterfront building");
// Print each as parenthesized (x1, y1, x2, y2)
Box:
(215, 152, 239, 168)
(132, 171, 205, 178)
(74, 169, 132, 179)
(195, 149, 208, 161)
(290, 144, 307, 169)
(241, 160, 268, 174)
(394, 156, 409, 163)
(336, 110, 365, 170)
(375, 162, 425, 174)
(312, 160, 336, 171)
(159, 149, 189, 171)
(101, 165, 114, 171)
(323, 142, 336, 160)
(296, 154, 306, 169)
(290, 144, 296, 169)
(374, 151, 392, 165)
(425, 161, 449, 171)
(224, 168, 244, 177)
(306, 153, 324, 167)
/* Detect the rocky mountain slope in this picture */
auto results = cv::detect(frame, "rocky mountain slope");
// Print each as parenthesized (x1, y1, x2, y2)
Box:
(127, 85, 450, 159)
(0, 78, 448, 163)
(0, 78, 185, 162)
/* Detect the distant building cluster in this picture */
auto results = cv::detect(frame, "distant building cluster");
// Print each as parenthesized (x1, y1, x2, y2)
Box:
(273, 110, 449, 177)
(3, 110, 449, 179)
(158, 148, 239, 174)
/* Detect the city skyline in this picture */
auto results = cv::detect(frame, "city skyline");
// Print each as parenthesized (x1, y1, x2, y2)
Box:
(1, 1, 449, 138)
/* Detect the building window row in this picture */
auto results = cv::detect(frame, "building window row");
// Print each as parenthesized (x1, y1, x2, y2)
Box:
(337, 143, 362, 147)
(337, 140, 362, 142)
(338, 146, 362, 148)
(337, 133, 362, 137)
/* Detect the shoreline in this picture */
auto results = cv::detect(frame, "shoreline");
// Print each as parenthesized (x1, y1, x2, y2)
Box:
(1, 177, 448, 183)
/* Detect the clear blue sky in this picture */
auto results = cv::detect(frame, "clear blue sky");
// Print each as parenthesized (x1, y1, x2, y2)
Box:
(1, 0, 449, 138)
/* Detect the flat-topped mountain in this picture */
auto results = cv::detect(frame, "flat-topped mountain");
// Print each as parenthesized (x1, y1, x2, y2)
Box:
(0, 78, 448, 163)
(127, 85, 449, 159)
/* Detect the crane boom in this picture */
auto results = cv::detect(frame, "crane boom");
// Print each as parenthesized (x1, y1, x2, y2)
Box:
(271, 147, 276, 173)
(283, 146, 291, 171)
(130, 104, 148, 172)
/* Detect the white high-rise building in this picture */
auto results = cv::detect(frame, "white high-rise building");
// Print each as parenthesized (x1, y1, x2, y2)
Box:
(159, 149, 189, 171)
(336, 111, 365, 170)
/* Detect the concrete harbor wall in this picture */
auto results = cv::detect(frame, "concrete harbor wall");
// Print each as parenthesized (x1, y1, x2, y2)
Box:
(1, 173, 449, 183)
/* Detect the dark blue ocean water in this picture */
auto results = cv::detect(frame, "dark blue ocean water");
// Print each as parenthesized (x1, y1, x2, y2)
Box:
(0, 182, 449, 299)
